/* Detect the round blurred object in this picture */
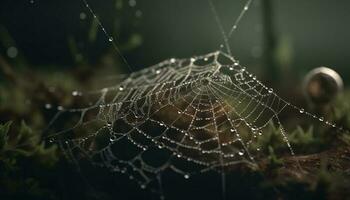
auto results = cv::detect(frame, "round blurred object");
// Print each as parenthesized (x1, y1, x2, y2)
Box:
(303, 67, 343, 105)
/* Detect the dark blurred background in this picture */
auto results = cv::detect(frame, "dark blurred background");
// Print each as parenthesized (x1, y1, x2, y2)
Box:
(0, 0, 349, 79)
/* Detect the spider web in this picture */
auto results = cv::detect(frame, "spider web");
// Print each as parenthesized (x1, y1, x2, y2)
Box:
(45, 0, 345, 199)
(48, 50, 341, 194)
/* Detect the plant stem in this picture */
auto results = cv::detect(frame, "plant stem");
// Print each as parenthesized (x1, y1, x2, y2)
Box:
(262, 0, 279, 82)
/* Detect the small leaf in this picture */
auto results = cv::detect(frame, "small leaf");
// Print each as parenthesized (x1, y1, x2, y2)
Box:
(290, 126, 315, 145)
(17, 121, 40, 146)
(10, 121, 41, 156)
(0, 121, 12, 150)
(267, 146, 283, 170)
(34, 142, 59, 168)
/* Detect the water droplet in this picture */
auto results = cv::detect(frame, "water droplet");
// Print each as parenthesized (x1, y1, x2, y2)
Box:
(57, 106, 64, 111)
(156, 69, 161, 74)
(119, 86, 124, 91)
(319, 117, 324, 122)
(184, 174, 190, 179)
(48, 86, 56, 93)
(7, 47, 18, 58)
(129, 0, 136, 7)
(230, 128, 235, 133)
(110, 136, 116, 142)
(244, 6, 249, 10)
(135, 10, 142, 17)
(299, 108, 305, 114)
(177, 111, 182, 114)
(140, 184, 146, 189)
(72, 91, 80, 96)
(268, 88, 273, 93)
(238, 151, 244, 156)
(170, 58, 176, 63)
(45, 103, 52, 109)
(229, 67, 234, 71)
(79, 12, 87, 20)
(108, 37, 113, 42)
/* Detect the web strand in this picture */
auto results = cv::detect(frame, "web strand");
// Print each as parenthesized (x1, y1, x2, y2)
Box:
(207, 0, 232, 56)
(208, 0, 255, 55)
(227, 0, 254, 38)
(82, 0, 133, 72)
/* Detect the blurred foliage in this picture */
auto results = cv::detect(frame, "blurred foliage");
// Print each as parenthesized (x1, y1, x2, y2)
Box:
(0, 121, 59, 200)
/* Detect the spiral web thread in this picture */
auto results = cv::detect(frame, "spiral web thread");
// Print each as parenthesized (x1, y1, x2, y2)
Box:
(46, 0, 347, 198)
(49, 50, 342, 192)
